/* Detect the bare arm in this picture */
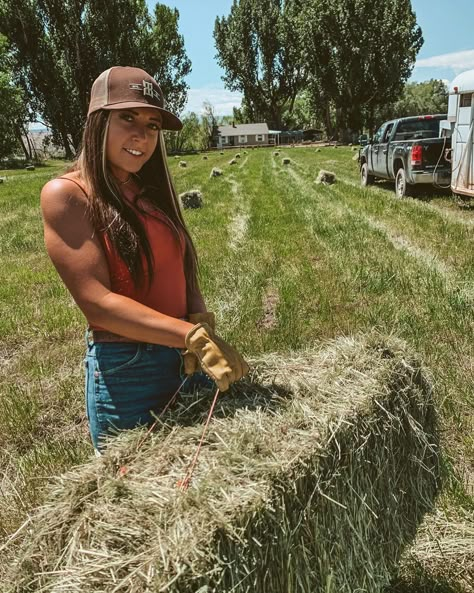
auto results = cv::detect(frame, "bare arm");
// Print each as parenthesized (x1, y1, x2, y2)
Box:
(41, 178, 194, 347)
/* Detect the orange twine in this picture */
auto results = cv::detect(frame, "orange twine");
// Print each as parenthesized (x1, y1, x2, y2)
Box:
(178, 386, 220, 491)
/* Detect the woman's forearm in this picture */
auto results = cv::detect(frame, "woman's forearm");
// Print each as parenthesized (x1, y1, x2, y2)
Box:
(85, 291, 194, 347)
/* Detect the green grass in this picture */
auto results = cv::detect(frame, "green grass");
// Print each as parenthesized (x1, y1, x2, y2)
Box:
(0, 149, 472, 587)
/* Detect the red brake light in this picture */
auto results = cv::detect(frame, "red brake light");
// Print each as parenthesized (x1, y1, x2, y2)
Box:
(418, 115, 433, 120)
(411, 144, 422, 166)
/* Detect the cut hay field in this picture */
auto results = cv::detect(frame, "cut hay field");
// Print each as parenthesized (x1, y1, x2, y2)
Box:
(0, 147, 473, 590)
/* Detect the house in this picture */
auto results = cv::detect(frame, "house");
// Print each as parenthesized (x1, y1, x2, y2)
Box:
(216, 123, 269, 148)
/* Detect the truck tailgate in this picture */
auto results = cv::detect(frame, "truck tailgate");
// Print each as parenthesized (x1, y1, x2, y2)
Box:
(420, 139, 451, 169)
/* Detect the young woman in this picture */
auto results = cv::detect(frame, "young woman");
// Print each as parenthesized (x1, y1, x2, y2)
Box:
(40, 66, 248, 451)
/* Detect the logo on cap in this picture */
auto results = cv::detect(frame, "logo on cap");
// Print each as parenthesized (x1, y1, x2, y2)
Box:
(129, 80, 162, 104)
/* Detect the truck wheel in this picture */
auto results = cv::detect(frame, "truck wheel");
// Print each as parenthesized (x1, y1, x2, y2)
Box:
(361, 162, 375, 187)
(395, 168, 413, 198)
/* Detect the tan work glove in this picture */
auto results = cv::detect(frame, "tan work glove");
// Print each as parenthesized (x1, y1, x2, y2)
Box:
(183, 312, 216, 375)
(184, 322, 249, 392)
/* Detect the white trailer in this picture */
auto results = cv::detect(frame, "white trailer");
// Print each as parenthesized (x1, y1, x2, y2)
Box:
(448, 69, 474, 197)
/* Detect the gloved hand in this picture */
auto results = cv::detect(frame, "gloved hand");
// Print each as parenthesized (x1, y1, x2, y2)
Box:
(184, 322, 249, 392)
(183, 312, 216, 375)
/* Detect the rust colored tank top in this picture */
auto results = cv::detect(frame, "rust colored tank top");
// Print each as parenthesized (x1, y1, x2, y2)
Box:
(58, 176, 187, 329)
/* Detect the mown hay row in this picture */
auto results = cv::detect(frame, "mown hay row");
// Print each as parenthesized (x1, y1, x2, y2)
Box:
(3, 333, 441, 593)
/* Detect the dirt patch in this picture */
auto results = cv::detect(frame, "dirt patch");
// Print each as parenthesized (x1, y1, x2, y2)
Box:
(257, 285, 280, 330)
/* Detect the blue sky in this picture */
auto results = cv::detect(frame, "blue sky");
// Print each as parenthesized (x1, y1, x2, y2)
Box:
(150, 0, 474, 116)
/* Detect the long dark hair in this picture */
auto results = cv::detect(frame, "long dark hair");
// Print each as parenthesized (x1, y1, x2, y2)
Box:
(67, 110, 200, 296)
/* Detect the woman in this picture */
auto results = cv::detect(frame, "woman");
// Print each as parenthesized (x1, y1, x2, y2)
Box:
(40, 66, 248, 451)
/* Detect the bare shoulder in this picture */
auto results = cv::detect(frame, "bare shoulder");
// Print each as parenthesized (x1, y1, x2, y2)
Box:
(41, 173, 89, 223)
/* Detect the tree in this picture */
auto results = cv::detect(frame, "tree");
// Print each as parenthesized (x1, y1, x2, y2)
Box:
(201, 101, 219, 149)
(299, 0, 423, 140)
(0, 0, 191, 157)
(372, 79, 448, 126)
(214, 0, 306, 129)
(0, 34, 30, 160)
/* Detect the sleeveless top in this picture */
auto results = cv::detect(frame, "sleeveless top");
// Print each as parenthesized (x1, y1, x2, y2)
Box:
(58, 176, 188, 330)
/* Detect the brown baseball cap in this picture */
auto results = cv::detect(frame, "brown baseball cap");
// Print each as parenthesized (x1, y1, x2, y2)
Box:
(87, 66, 183, 131)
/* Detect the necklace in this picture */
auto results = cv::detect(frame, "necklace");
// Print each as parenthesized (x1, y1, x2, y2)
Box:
(119, 174, 132, 185)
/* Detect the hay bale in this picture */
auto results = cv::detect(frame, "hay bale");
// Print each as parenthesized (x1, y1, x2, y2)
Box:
(273, 151, 280, 156)
(229, 158, 237, 165)
(202, 156, 208, 160)
(352, 152, 359, 161)
(235, 153, 241, 159)
(315, 170, 337, 185)
(210, 167, 223, 178)
(179, 190, 203, 209)
(179, 161, 187, 168)
(220, 151, 224, 155)
(315, 148, 322, 153)
(243, 150, 248, 154)
(352, 146, 359, 151)
(282, 157, 291, 165)
(4, 334, 440, 593)
(174, 155, 179, 159)
(0, 176, 5, 184)
(25, 164, 35, 170)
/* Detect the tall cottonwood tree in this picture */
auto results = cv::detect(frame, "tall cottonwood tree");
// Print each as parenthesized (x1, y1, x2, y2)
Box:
(299, 0, 423, 140)
(0, 0, 191, 157)
(214, 0, 306, 129)
(0, 35, 29, 159)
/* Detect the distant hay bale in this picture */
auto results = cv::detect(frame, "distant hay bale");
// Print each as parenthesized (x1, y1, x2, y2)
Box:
(273, 151, 280, 156)
(179, 161, 187, 168)
(179, 189, 203, 209)
(352, 146, 359, 151)
(25, 164, 35, 170)
(235, 153, 241, 159)
(174, 155, 179, 159)
(315, 170, 337, 185)
(210, 167, 223, 178)
(352, 152, 359, 161)
(282, 157, 291, 165)
(4, 334, 440, 593)
(202, 156, 208, 160)
(0, 176, 5, 184)
(220, 151, 224, 155)
(229, 158, 237, 165)
(243, 150, 248, 154)
(315, 148, 321, 153)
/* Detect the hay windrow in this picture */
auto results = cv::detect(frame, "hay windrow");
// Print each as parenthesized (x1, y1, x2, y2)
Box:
(3, 333, 441, 593)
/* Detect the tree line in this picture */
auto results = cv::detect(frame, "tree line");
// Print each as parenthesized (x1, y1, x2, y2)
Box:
(214, 0, 447, 141)
(0, 0, 190, 160)
(0, 0, 449, 161)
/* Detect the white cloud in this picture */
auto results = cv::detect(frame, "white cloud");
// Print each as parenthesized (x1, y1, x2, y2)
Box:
(184, 86, 243, 116)
(416, 49, 474, 70)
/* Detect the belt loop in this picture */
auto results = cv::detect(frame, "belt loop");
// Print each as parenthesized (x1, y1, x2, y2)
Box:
(85, 327, 93, 347)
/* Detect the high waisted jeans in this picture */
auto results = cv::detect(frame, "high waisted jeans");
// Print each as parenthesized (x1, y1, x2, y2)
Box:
(84, 335, 212, 451)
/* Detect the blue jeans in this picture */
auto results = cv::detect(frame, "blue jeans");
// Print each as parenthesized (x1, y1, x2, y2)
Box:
(84, 335, 213, 451)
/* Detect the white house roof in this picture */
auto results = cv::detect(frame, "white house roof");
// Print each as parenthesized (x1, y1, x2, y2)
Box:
(218, 123, 269, 136)
(450, 69, 474, 93)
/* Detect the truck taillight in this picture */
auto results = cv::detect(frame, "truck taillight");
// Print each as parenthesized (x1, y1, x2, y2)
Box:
(411, 144, 422, 166)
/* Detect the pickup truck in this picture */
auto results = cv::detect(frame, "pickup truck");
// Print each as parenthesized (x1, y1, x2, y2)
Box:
(359, 115, 451, 198)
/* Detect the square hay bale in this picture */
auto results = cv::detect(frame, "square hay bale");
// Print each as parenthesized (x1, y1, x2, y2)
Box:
(179, 190, 203, 209)
(316, 170, 337, 185)
(229, 158, 237, 165)
(179, 161, 187, 168)
(210, 167, 223, 178)
(4, 334, 441, 593)
(282, 157, 291, 165)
